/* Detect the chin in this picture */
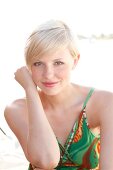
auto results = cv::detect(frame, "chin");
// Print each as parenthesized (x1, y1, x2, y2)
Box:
(41, 89, 61, 96)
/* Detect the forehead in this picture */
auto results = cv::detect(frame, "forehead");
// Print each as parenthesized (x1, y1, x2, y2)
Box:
(37, 48, 73, 61)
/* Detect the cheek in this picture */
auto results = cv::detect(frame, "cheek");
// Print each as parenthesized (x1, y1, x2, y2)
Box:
(31, 69, 42, 84)
(56, 67, 71, 79)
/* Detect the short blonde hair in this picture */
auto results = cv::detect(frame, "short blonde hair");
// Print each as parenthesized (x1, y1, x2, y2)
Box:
(25, 20, 79, 67)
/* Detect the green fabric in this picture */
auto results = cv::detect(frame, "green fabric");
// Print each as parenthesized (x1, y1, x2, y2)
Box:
(28, 164, 32, 170)
(82, 88, 95, 110)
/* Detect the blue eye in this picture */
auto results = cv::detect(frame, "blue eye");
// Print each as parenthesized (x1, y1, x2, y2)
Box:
(34, 62, 42, 66)
(54, 61, 64, 65)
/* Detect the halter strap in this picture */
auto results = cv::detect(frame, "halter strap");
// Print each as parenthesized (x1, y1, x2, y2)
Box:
(82, 88, 95, 110)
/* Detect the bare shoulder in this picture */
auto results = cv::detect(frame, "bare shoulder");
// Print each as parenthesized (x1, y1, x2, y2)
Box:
(4, 98, 28, 133)
(91, 88, 113, 110)
(94, 89, 113, 117)
(4, 98, 27, 122)
(4, 98, 28, 132)
(87, 88, 113, 126)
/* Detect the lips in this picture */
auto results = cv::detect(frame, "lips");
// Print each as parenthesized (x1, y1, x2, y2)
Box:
(42, 81, 59, 87)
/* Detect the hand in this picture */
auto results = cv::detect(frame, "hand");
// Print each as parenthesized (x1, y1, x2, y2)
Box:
(14, 66, 36, 90)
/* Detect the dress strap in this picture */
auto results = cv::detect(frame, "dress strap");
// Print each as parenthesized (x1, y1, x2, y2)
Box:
(82, 88, 95, 110)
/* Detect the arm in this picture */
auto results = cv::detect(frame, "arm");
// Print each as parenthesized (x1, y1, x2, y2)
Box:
(95, 91, 113, 170)
(4, 66, 60, 169)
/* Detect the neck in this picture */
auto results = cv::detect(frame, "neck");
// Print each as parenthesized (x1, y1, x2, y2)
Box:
(41, 83, 80, 110)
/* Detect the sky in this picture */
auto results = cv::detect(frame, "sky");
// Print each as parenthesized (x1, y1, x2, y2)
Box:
(0, 0, 113, 132)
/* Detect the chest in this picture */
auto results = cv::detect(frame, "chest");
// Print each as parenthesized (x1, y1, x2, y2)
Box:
(46, 106, 81, 146)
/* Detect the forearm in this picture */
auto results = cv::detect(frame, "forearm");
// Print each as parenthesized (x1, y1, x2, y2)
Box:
(32, 164, 55, 170)
(26, 87, 60, 168)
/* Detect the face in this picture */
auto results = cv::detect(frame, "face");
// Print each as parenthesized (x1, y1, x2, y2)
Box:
(31, 48, 78, 95)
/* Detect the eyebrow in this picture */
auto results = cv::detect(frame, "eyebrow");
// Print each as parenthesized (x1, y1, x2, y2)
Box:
(36, 58, 64, 62)
(53, 58, 63, 61)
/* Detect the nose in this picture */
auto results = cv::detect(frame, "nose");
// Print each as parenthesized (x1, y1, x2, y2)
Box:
(43, 65, 54, 79)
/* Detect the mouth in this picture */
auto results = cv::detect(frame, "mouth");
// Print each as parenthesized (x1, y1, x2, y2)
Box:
(42, 81, 59, 87)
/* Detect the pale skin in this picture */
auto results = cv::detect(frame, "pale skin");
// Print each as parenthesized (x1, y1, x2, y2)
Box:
(4, 48, 113, 170)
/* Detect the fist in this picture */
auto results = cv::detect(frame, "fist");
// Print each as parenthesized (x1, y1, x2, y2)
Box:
(14, 66, 36, 90)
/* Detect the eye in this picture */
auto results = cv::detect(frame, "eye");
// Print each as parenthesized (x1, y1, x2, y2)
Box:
(33, 62, 43, 66)
(54, 61, 64, 66)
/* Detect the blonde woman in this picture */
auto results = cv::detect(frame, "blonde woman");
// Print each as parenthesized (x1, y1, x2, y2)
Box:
(4, 20, 113, 170)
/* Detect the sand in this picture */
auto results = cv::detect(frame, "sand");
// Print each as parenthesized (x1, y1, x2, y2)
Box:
(0, 131, 28, 170)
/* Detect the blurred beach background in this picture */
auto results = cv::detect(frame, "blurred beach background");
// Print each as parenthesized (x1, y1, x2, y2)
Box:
(0, 0, 113, 169)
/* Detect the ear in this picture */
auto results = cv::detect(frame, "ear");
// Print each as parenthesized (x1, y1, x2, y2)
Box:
(72, 54, 80, 69)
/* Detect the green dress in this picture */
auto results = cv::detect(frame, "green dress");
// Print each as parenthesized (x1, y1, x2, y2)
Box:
(28, 88, 100, 170)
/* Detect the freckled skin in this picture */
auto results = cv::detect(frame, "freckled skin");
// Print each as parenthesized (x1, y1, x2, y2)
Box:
(31, 49, 77, 95)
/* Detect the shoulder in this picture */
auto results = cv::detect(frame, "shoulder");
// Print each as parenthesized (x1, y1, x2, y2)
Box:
(91, 88, 113, 111)
(94, 89, 113, 120)
(86, 88, 113, 126)
(4, 98, 27, 116)
(4, 98, 28, 128)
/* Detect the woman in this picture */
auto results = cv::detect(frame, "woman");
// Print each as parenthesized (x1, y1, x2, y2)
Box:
(4, 20, 113, 170)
